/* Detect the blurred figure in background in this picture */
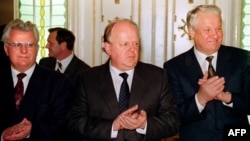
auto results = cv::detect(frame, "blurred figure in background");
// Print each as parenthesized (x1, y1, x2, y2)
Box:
(39, 27, 90, 85)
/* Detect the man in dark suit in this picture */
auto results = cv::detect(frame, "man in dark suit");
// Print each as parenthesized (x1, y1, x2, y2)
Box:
(67, 19, 179, 141)
(164, 5, 250, 141)
(0, 19, 72, 141)
(39, 27, 90, 85)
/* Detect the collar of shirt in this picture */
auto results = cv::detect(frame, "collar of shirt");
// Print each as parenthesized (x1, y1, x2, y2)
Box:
(56, 53, 74, 72)
(109, 62, 134, 100)
(11, 64, 36, 95)
(193, 47, 218, 74)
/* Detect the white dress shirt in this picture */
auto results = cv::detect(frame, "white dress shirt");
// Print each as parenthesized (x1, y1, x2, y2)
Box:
(11, 64, 35, 95)
(56, 53, 74, 73)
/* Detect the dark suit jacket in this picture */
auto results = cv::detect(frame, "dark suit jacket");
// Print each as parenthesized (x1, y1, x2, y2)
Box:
(164, 45, 250, 141)
(0, 41, 10, 68)
(67, 61, 179, 141)
(39, 55, 90, 85)
(0, 64, 72, 141)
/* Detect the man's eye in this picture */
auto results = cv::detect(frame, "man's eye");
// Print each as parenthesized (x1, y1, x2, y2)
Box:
(120, 43, 128, 46)
(27, 43, 33, 47)
(16, 43, 22, 47)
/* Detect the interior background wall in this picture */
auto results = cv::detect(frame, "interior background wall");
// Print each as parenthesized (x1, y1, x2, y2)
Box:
(68, 0, 241, 67)
(0, 0, 13, 26)
(3, 0, 242, 68)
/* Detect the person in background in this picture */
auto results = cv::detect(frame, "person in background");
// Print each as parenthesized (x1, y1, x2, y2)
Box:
(0, 19, 72, 141)
(164, 5, 250, 141)
(39, 27, 90, 85)
(66, 19, 179, 141)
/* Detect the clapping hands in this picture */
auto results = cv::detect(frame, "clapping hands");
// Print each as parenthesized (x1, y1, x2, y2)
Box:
(2, 118, 31, 141)
(113, 104, 147, 131)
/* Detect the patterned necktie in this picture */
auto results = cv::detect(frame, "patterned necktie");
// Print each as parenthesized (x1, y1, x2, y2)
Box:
(206, 56, 216, 78)
(57, 61, 62, 73)
(15, 73, 26, 109)
(119, 73, 130, 112)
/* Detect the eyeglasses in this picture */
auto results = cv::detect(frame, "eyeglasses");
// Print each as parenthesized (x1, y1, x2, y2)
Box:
(5, 42, 38, 49)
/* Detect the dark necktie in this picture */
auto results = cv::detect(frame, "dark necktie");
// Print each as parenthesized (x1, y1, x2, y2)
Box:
(57, 62, 62, 72)
(15, 73, 26, 109)
(206, 56, 216, 78)
(119, 73, 130, 112)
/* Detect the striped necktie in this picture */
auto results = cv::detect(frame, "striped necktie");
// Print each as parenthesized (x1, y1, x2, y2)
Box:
(15, 73, 26, 109)
(206, 56, 216, 78)
(57, 61, 62, 73)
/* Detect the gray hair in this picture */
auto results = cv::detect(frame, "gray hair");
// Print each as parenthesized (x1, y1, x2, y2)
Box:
(1, 19, 39, 43)
(186, 5, 222, 29)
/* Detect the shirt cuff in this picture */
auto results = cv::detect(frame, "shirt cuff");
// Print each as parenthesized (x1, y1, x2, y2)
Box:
(111, 123, 118, 138)
(195, 93, 205, 113)
(136, 121, 147, 134)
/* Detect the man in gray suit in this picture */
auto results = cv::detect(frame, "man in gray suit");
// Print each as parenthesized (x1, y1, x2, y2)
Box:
(67, 19, 179, 141)
(39, 27, 90, 85)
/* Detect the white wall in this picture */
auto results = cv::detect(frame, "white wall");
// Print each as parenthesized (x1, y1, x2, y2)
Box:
(66, 0, 242, 67)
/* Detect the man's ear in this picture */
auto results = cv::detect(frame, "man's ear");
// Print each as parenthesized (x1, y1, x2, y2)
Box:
(103, 42, 111, 55)
(4, 45, 9, 56)
(60, 42, 67, 50)
(188, 26, 195, 40)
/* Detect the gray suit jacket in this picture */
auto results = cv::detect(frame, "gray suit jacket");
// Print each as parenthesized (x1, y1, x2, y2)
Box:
(67, 61, 179, 141)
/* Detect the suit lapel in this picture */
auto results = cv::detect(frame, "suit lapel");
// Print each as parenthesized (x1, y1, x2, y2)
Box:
(20, 65, 43, 118)
(99, 62, 148, 114)
(97, 62, 120, 116)
(216, 46, 232, 79)
(129, 62, 146, 107)
(184, 46, 232, 81)
(64, 55, 76, 75)
(184, 48, 204, 86)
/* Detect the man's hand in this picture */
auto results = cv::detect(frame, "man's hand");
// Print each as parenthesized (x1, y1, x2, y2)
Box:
(113, 104, 147, 130)
(215, 91, 232, 104)
(197, 72, 225, 106)
(119, 109, 147, 130)
(2, 118, 32, 141)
